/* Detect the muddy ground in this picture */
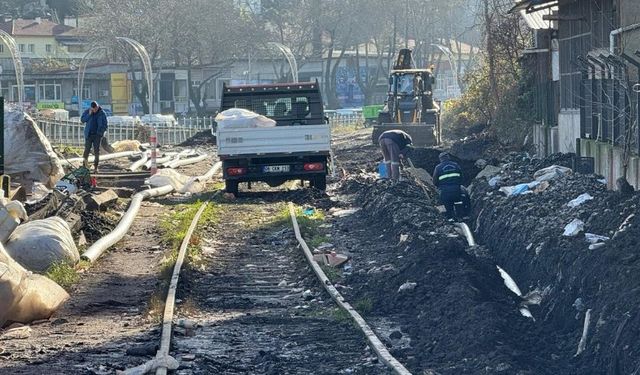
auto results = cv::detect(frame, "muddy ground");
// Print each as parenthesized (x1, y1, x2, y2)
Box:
(172, 195, 387, 374)
(0, 153, 217, 374)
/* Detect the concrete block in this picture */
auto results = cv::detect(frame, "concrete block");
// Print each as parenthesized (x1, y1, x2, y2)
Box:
(84, 189, 119, 211)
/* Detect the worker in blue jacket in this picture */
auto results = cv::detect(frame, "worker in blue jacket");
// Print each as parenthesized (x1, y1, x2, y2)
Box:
(433, 152, 469, 221)
(81, 101, 108, 172)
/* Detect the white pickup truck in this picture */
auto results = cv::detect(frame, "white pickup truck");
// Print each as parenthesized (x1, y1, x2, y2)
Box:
(216, 82, 331, 196)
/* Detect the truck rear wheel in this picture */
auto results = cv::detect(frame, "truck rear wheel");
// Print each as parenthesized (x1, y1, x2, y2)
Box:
(225, 180, 239, 196)
(312, 175, 326, 191)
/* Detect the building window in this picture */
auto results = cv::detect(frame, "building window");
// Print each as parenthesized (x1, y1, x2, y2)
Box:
(28, 44, 35, 53)
(12, 85, 36, 102)
(73, 85, 91, 101)
(38, 83, 62, 101)
(67, 45, 85, 53)
(0, 44, 3, 53)
(18, 44, 25, 53)
(45, 44, 52, 53)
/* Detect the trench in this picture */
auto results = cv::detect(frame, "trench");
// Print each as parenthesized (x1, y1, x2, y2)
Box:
(404, 151, 574, 373)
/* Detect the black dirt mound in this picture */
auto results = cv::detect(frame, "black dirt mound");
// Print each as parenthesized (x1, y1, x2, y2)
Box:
(471, 152, 640, 374)
(331, 174, 569, 374)
(80, 211, 118, 244)
(179, 130, 216, 147)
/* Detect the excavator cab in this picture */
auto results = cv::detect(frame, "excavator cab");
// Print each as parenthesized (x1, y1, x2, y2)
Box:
(372, 48, 441, 147)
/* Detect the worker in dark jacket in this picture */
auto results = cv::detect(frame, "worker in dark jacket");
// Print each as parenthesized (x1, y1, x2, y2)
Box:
(378, 129, 413, 181)
(433, 152, 465, 220)
(81, 101, 108, 172)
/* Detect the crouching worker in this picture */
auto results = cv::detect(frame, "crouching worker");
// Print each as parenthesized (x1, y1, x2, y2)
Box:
(433, 152, 468, 221)
(81, 101, 108, 173)
(378, 129, 413, 181)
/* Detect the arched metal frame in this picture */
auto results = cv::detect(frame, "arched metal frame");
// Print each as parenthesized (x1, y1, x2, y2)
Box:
(77, 46, 108, 108)
(269, 42, 299, 83)
(116, 37, 154, 115)
(0, 29, 24, 107)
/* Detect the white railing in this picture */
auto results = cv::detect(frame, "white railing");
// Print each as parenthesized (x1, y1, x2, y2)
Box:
(34, 116, 212, 147)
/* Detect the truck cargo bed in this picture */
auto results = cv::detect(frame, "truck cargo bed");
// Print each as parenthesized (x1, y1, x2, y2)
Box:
(217, 124, 331, 156)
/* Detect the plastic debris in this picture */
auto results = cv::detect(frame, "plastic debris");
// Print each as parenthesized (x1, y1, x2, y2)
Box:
(567, 193, 594, 208)
(302, 208, 316, 216)
(215, 108, 276, 129)
(563, 219, 585, 237)
(488, 176, 501, 187)
(499, 181, 540, 196)
(584, 233, 609, 244)
(534, 165, 572, 182)
(475, 165, 502, 180)
(398, 282, 417, 293)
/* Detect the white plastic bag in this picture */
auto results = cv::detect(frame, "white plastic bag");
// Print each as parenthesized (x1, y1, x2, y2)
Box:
(215, 108, 276, 129)
(5, 217, 79, 272)
(567, 193, 594, 208)
(4, 105, 64, 188)
(146, 169, 205, 194)
(534, 165, 572, 182)
(563, 219, 585, 237)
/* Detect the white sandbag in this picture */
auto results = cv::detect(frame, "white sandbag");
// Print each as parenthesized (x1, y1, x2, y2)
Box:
(0, 262, 26, 326)
(146, 169, 205, 194)
(0, 242, 68, 326)
(0, 201, 27, 244)
(112, 140, 143, 152)
(4, 105, 64, 188)
(5, 217, 79, 272)
(5, 273, 69, 324)
(215, 108, 276, 129)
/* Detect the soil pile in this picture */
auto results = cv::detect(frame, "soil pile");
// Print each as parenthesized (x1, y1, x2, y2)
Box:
(471, 153, 640, 374)
(80, 211, 118, 244)
(179, 130, 216, 146)
(332, 175, 565, 374)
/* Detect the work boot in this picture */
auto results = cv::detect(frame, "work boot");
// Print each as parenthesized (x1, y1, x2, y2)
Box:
(93, 165, 99, 174)
(83, 158, 89, 168)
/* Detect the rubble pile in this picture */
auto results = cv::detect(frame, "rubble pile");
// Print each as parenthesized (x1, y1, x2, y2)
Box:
(333, 174, 565, 373)
(471, 153, 640, 373)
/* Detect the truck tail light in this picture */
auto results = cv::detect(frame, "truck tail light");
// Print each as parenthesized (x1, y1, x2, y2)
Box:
(227, 167, 247, 176)
(304, 162, 324, 171)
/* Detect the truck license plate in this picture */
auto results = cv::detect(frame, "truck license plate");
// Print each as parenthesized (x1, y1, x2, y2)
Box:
(263, 165, 290, 173)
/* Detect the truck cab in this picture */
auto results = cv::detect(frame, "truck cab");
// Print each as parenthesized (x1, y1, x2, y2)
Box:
(216, 81, 331, 196)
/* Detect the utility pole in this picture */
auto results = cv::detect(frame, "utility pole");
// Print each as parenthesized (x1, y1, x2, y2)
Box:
(484, 0, 496, 120)
(404, 0, 409, 48)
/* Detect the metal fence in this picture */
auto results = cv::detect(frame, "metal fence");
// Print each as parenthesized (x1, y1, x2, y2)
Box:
(327, 113, 364, 128)
(35, 116, 212, 147)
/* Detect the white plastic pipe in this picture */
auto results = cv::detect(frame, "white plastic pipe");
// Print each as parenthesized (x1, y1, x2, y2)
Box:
(82, 184, 174, 262)
(129, 152, 149, 172)
(145, 155, 173, 170)
(454, 222, 477, 247)
(62, 151, 143, 166)
(82, 162, 221, 263)
(165, 154, 208, 169)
